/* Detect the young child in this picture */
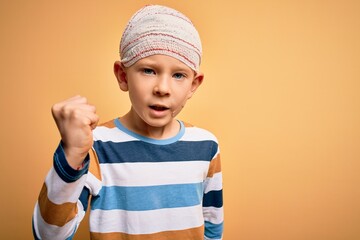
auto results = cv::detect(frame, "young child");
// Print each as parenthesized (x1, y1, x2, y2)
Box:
(32, 5, 223, 240)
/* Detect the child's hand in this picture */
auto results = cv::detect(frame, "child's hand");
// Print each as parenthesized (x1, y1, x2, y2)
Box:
(51, 95, 99, 169)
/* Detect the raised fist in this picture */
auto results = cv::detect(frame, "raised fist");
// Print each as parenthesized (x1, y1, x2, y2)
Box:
(51, 95, 99, 169)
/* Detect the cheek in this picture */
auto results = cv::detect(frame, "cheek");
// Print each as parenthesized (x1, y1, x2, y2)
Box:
(128, 88, 143, 105)
(177, 92, 191, 107)
(128, 83, 153, 108)
(185, 86, 195, 100)
(128, 81, 146, 97)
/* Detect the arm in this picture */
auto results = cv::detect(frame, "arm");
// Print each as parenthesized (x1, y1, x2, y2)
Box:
(32, 144, 91, 239)
(203, 150, 224, 240)
(32, 96, 99, 239)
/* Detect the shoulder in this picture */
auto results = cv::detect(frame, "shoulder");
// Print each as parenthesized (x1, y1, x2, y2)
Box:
(181, 121, 218, 143)
(97, 119, 117, 128)
(93, 119, 118, 136)
(92, 119, 134, 142)
(92, 119, 116, 141)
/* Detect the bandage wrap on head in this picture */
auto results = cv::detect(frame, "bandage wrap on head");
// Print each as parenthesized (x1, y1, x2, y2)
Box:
(120, 5, 202, 72)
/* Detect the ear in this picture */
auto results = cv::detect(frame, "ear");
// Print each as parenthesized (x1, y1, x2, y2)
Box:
(114, 61, 128, 92)
(187, 72, 204, 99)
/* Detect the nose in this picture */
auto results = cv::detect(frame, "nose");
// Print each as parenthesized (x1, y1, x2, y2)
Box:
(153, 75, 170, 96)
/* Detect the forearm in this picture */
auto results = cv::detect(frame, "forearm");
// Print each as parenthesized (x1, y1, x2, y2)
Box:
(32, 143, 90, 239)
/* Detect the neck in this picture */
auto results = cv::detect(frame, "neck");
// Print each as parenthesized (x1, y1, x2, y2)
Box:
(120, 110, 180, 140)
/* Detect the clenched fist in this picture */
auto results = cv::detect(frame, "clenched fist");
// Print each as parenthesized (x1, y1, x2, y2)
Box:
(51, 95, 99, 169)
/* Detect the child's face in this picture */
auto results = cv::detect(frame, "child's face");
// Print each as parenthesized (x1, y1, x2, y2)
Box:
(116, 54, 203, 129)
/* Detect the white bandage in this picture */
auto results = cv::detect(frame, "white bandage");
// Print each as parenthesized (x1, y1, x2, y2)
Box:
(120, 5, 202, 72)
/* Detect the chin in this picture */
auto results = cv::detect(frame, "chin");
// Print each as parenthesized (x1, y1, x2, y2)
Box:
(145, 117, 174, 128)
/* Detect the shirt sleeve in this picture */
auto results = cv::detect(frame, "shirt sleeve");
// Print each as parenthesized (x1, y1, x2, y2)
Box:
(32, 143, 91, 240)
(203, 145, 224, 240)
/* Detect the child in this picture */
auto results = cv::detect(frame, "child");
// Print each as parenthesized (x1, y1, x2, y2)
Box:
(32, 5, 223, 240)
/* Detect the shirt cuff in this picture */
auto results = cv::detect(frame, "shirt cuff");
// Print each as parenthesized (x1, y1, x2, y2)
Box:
(53, 142, 90, 183)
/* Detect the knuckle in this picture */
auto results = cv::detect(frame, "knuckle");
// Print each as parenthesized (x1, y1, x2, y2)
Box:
(70, 108, 82, 119)
(91, 105, 97, 113)
(80, 96, 88, 103)
(61, 105, 73, 116)
(51, 103, 60, 113)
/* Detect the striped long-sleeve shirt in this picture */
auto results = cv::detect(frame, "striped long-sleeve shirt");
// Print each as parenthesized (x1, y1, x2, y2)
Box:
(33, 119, 224, 240)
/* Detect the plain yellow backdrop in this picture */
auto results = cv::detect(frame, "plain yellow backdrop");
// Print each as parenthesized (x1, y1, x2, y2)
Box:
(1, 0, 360, 239)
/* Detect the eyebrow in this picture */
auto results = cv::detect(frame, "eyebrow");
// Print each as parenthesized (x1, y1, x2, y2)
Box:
(138, 60, 191, 73)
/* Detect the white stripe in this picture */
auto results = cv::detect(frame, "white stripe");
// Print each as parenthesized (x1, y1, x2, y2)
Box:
(84, 172, 102, 196)
(205, 237, 222, 240)
(45, 168, 87, 204)
(100, 161, 210, 187)
(181, 127, 218, 142)
(93, 126, 138, 142)
(203, 206, 224, 224)
(33, 202, 85, 240)
(204, 172, 223, 194)
(90, 205, 204, 234)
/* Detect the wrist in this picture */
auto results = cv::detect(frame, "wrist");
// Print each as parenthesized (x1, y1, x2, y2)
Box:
(54, 142, 90, 183)
(61, 143, 89, 170)
(64, 150, 88, 170)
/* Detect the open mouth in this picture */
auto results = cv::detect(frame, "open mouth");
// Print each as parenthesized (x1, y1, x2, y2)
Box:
(149, 105, 169, 111)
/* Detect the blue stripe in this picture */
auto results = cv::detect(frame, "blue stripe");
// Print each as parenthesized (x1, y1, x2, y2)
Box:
(93, 140, 218, 164)
(79, 187, 90, 212)
(91, 183, 203, 211)
(205, 221, 224, 239)
(53, 142, 89, 183)
(203, 189, 223, 208)
(114, 118, 185, 145)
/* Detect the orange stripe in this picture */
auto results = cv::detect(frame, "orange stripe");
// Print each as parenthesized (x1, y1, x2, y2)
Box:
(90, 225, 204, 240)
(182, 121, 194, 127)
(207, 153, 222, 178)
(91, 118, 114, 181)
(38, 183, 77, 227)
(89, 148, 102, 181)
(99, 119, 117, 128)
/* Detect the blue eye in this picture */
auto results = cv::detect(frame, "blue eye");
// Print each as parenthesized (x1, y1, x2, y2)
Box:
(143, 68, 155, 75)
(173, 73, 185, 79)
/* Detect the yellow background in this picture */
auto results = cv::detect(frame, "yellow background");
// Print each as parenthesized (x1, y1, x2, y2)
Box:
(1, 0, 360, 239)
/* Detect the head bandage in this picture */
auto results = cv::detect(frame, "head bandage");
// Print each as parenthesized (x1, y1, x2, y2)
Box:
(120, 5, 202, 72)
